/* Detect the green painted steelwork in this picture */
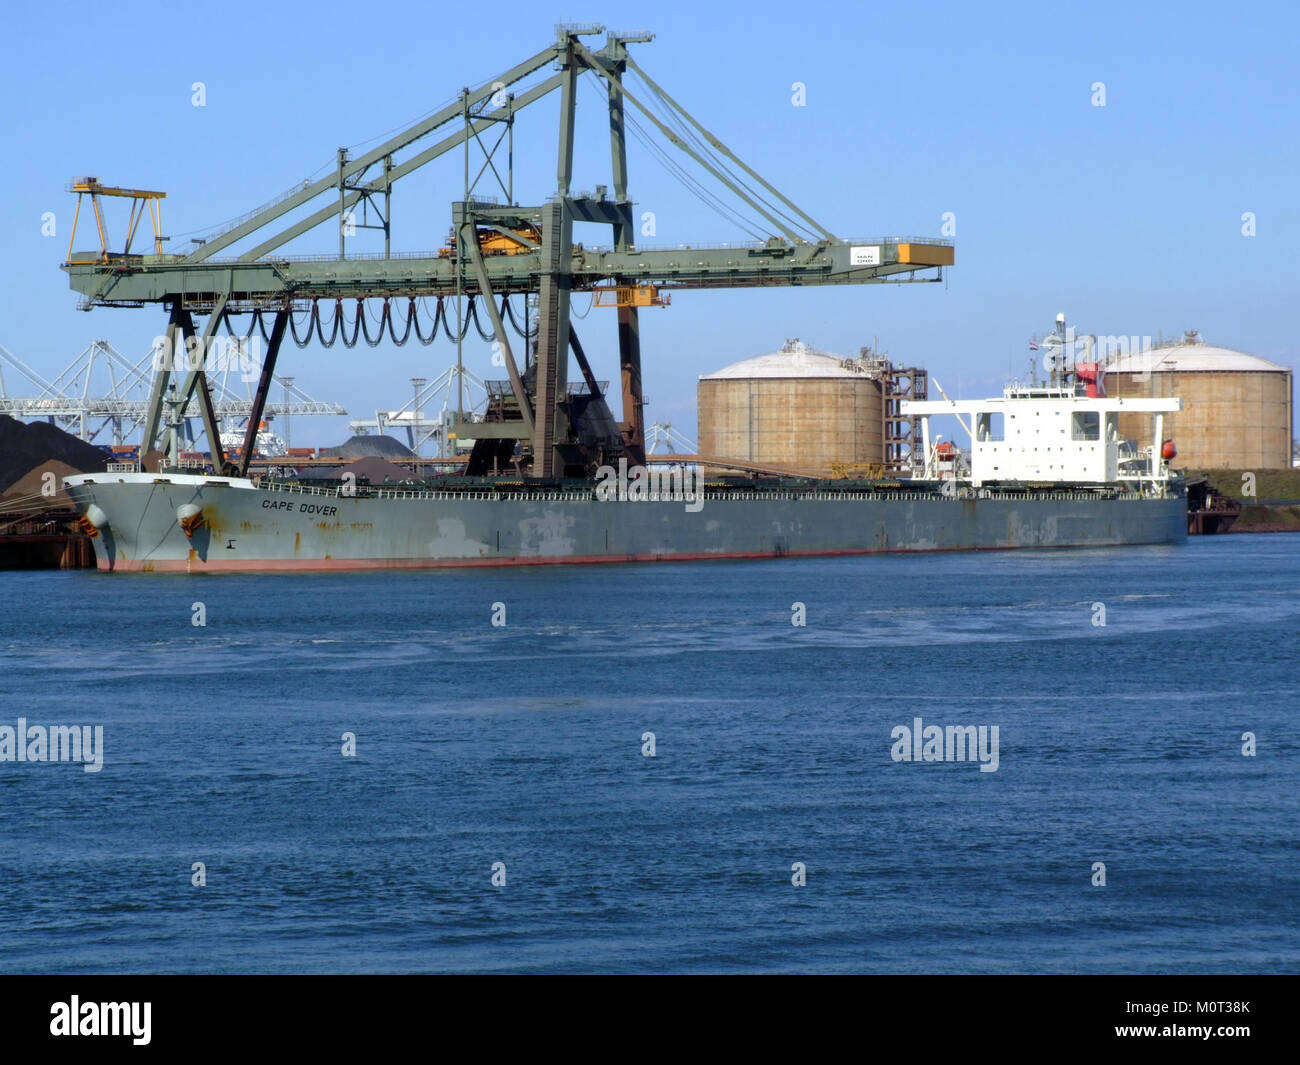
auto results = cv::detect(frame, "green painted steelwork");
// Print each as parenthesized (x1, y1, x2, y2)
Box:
(61, 28, 953, 467)
(65, 238, 947, 308)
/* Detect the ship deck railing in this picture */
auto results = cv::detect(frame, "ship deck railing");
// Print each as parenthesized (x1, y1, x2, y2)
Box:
(256, 480, 1148, 504)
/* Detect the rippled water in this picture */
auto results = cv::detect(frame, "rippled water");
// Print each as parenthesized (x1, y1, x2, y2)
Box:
(1, 535, 1297, 973)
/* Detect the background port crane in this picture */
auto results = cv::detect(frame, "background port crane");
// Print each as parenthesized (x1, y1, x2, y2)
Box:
(61, 25, 953, 479)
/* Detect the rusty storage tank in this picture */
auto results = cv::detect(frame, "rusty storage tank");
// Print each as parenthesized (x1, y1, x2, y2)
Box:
(698, 339, 884, 476)
(1104, 331, 1293, 469)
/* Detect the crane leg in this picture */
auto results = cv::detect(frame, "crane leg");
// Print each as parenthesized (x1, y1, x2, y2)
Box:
(618, 302, 646, 466)
(141, 302, 182, 460)
(237, 310, 287, 476)
(532, 199, 572, 477)
(174, 297, 229, 471)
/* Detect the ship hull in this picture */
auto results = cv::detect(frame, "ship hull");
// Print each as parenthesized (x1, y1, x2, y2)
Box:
(63, 473, 1187, 573)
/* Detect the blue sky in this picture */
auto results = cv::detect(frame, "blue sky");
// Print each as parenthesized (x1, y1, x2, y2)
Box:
(2, 0, 1296, 447)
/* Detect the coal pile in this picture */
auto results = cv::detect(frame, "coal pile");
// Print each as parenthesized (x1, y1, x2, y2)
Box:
(0, 415, 108, 496)
(306, 456, 415, 484)
(318, 433, 415, 460)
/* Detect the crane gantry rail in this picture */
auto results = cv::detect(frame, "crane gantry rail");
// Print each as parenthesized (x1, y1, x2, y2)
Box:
(62, 25, 954, 478)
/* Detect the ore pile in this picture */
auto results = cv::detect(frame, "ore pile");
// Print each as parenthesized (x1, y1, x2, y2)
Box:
(0, 415, 108, 496)
(319, 433, 415, 460)
(306, 456, 415, 484)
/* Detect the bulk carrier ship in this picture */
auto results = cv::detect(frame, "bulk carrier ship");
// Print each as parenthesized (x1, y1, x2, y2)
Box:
(63, 350, 1186, 572)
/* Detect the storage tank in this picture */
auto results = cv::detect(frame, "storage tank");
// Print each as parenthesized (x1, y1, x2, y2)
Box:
(698, 339, 884, 475)
(1104, 331, 1293, 469)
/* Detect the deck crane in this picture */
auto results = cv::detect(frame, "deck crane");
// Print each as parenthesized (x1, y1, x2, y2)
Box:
(62, 26, 954, 479)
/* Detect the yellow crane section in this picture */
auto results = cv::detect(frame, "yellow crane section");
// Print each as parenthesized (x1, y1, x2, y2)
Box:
(65, 176, 166, 263)
(592, 283, 670, 308)
(437, 223, 542, 258)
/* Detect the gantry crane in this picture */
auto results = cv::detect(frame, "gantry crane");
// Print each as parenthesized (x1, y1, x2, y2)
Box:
(61, 26, 953, 479)
(0, 340, 345, 446)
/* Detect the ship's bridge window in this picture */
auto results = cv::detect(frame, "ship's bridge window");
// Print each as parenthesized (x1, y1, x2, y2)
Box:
(1071, 411, 1101, 441)
(976, 412, 1004, 443)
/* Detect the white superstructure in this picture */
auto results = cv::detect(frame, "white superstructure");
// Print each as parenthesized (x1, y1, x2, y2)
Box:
(903, 386, 1181, 489)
